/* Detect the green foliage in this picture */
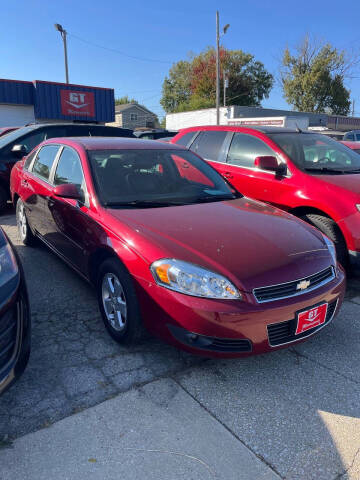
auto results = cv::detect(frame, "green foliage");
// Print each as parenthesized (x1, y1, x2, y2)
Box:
(160, 48, 273, 113)
(115, 96, 138, 105)
(281, 37, 351, 115)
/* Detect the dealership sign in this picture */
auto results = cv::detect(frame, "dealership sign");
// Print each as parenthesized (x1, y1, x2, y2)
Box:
(60, 90, 95, 116)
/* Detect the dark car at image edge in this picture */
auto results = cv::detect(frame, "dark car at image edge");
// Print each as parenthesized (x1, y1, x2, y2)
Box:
(0, 122, 134, 211)
(0, 227, 30, 396)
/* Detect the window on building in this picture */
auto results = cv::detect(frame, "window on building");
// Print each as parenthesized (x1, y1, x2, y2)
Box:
(130, 113, 138, 121)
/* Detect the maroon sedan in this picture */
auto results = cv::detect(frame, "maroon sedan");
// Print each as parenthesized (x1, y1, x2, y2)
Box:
(10, 137, 345, 357)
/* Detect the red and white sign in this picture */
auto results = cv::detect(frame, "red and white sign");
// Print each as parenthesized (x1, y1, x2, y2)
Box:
(60, 90, 95, 117)
(295, 303, 328, 335)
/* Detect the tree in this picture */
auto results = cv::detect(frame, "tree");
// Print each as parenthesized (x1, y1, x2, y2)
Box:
(280, 37, 353, 115)
(115, 95, 138, 105)
(160, 61, 192, 113)
(160, 48, 273, 113)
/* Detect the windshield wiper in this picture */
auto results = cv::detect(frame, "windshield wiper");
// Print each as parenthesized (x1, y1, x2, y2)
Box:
(195, 195, 238, 203)
(304, 166, 349, 174)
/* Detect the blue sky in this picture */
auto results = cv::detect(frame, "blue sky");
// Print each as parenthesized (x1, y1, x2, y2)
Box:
(2, 0, 360, 119)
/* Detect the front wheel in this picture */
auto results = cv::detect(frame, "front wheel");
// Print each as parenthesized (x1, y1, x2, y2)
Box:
(16, 198, 36, 246)
(301, 214, 348, 268)
(97, 258, 145, 344)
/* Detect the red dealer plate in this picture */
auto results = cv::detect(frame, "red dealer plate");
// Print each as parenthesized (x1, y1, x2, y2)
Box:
(295, 303, 328, 335)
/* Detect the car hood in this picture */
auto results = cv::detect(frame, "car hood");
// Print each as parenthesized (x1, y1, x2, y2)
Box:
(314, 173, 360, 196)
(107, 198, 331, 292)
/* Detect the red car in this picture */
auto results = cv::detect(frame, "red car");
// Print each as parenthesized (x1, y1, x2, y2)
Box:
(172, 126, 360, 268)
(0, 127, 18, 137)
(340, 140, 360, 155)
(10, 137, 345, 357)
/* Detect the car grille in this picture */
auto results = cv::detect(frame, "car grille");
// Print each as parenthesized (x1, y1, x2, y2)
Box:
(0, 306, 18, 372)
(267, 300, 337, 347)
(253, 266, 335, 303)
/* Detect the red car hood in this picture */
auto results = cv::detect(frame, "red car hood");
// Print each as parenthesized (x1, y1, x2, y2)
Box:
(315, 173, 360, 197)
(107, 198, 332, 292)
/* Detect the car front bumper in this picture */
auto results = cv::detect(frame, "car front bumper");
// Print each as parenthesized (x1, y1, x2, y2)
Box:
(135, 266, 346, 358)
(0, 273, 31, 396)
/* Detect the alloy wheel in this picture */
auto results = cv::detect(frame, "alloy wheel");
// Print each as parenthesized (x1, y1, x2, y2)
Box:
(17, 202, 27, 240)
(101, 273, 127, 331)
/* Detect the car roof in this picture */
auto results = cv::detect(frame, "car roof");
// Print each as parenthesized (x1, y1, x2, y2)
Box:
(179, 125, 313, 135)
(46, 136, 187, 150)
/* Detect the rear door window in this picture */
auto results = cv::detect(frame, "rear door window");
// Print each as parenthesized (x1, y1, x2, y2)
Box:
(45, 127, 67, 140)
(346, 133, 355, 141)
(88, 126, 134, 137)
(175, 131, 199, 147)
(65, 125, 90, 136)
(31, 145, 60, 181)
(227, 133, 276, 168)
(191, 131, 227, 161)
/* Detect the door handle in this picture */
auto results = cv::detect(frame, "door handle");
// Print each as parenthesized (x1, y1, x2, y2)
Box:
(222, 172, 234, 179)
(21, 179, 28, 186)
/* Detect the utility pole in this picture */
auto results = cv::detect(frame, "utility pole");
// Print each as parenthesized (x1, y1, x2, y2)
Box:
(352, 99, 355, 117)
(216, 11, 220, 125)
(224, 75, 228, 107)
(215, 13, 230, 125)
(54, 23, 69, 84)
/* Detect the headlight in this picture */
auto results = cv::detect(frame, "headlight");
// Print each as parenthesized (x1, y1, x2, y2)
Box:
(0, 242, 18, 288)
(322, 234, 337, 266)
(151, 259, 241, 300)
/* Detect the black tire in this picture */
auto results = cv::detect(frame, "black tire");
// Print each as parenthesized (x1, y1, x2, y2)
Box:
(16, 198, 36, 246)
(0, 185, 8, 212)
(97, 258, 145, 344)
(301, 214, 348, 268)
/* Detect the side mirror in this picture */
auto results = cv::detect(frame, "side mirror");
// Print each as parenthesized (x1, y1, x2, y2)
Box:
(254, 156, 287, 176)
(53, 183, 83, 200)
(11, 144, 28, 158)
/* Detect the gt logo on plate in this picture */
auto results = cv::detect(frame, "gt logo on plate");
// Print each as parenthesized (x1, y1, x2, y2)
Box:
(295, 303, 328, 335)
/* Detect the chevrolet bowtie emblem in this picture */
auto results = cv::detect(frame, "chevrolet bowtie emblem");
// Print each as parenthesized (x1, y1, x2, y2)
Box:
(296, 280, 311, 290)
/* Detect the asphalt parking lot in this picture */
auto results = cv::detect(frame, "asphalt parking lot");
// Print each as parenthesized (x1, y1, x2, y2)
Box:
(1, 208, 360, 479)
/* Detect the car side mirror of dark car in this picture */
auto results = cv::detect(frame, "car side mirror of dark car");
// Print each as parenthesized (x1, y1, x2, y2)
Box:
(53, 183, 83, 200)
(254, 156, 287, 176)
(11, 144, 28, 158)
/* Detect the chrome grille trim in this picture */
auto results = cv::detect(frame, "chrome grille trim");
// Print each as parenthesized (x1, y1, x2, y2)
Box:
(253, 266, 335, 303)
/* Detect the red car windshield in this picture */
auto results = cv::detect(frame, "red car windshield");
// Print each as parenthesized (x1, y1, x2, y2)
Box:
(269, 133, 360, 173)
(88, 149, 240, 207)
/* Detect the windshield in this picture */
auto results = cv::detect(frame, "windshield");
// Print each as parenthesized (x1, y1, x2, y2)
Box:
(0, 126, 35, 149)
(268, 132, 360, 173)
(88, 149, 240, 207)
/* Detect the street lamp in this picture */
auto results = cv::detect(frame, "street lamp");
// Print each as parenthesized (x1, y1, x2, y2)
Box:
(54, 23, 69, 84)
(216, 12, 230, 125)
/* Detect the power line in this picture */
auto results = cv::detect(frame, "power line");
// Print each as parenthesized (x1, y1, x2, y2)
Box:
(68, 33, 172, 64)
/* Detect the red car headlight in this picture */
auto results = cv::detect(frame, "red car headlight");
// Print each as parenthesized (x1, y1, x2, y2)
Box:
(151, 258, 242, 300)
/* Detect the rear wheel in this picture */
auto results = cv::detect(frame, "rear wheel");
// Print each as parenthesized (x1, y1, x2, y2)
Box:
(16, 198, 36, 246)
(301, 214, 348, 268)
(97, 258, 145, 344)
